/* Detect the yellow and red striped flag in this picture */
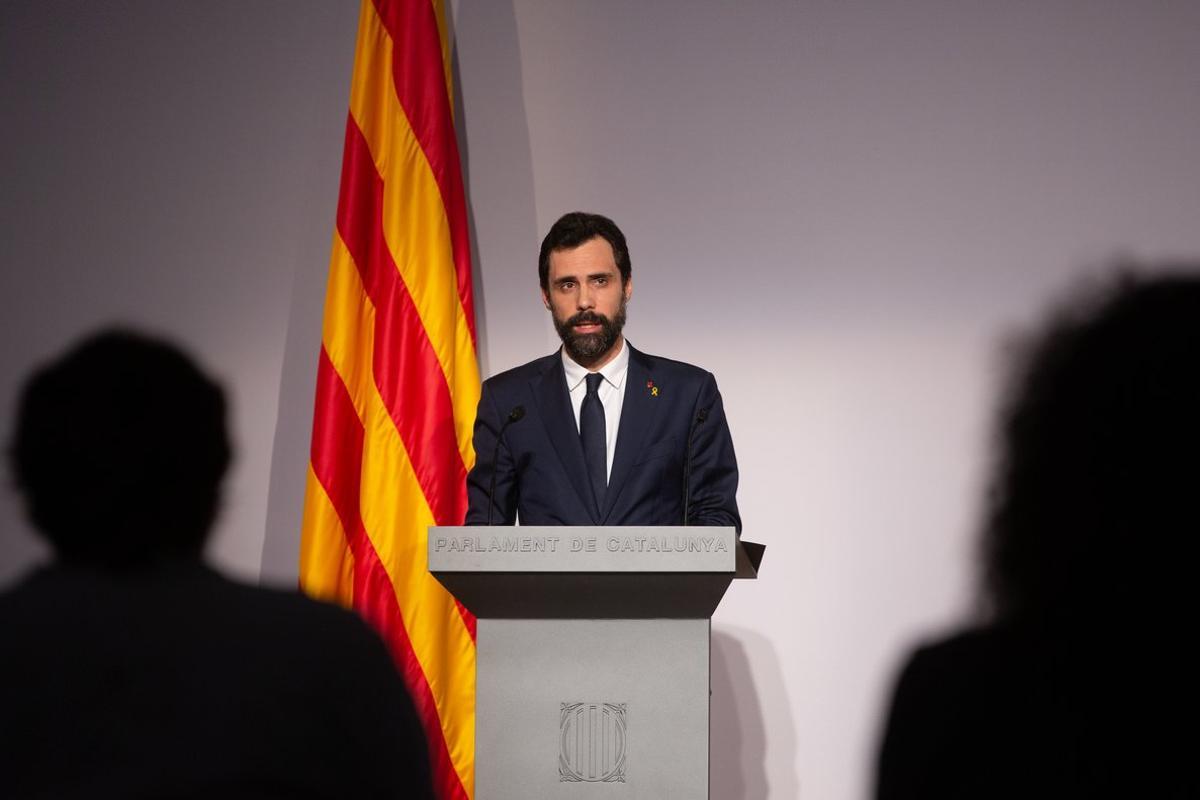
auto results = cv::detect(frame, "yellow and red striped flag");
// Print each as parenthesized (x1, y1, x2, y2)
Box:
(299, 1, 479, 797)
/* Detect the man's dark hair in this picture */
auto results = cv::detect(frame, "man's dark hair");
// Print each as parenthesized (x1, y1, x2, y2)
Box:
(538, 211, 632, 292)
(981, 269, 1200, 627)
(9, 328, 231, 566)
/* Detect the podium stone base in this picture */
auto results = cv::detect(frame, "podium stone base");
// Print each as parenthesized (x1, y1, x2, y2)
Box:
(476, 619, 710, 799)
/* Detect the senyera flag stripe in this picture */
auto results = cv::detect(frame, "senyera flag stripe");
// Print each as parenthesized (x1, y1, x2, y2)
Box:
(336, 0, 480, 642)
(300, 1, 482, 798)
(335, 114, 467, 530)
(430, 0, 454, 111)
(321, 225, 476, 655)
(369, 0, 475, 341)
(298, 465, 353, 608)
(308, 349, 470, 800)
(320, 231, 476, 788)
(344, 16, 478, 468)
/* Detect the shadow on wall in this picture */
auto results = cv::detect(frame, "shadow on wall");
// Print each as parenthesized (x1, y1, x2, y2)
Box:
(712, 626, 798, 799)
(453, 0, 541, 378)
(257, 6, 358, 585)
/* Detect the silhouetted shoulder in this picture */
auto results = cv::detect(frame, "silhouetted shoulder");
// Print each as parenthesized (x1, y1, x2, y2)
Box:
(878, 623, 1198, 799)
(877, 627, 1071, 799)
(0, 562, 382, 657)
(0, 563, 432, 800)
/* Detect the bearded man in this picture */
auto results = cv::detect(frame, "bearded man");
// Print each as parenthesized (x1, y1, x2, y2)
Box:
(464, 211, 741, 529)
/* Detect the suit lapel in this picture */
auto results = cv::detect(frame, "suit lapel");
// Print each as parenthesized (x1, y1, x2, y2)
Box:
(602, 346, 662, 521)
(531, 354, 601, 523)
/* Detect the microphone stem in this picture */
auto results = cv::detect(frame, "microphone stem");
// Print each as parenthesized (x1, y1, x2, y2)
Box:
(487, 407, 524, 525)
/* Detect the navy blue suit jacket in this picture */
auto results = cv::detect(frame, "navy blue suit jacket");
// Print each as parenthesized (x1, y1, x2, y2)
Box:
(465, 344, 740, 529)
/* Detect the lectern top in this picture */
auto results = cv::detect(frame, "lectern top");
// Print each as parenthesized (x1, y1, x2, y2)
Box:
(428, 525, 736, 574)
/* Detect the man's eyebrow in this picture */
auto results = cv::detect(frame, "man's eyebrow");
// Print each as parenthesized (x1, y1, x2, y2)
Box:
(553, 269, 615, 286)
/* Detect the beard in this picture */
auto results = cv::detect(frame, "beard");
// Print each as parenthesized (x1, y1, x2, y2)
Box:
(553, 297, 627, 367)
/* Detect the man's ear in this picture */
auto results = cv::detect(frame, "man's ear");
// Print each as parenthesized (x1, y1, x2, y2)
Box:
(541, 288, 551, 310)
(623, 276, 633, 302)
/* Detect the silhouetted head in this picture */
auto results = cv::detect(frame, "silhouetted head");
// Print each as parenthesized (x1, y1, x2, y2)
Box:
(9, 329, 231, 567)
(982, 270, 1200, 628)
(538, 212, 632, 293)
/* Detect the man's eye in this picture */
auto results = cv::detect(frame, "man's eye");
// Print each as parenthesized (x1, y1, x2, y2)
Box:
(559, 282, 575, 290)
(593, 277, 608, 286)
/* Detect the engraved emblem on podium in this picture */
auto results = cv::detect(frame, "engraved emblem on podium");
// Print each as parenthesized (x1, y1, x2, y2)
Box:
(559, 702, 627, 782)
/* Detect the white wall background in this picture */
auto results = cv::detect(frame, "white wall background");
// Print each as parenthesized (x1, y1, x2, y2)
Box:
(4, 2, 1200, 798)
(0, 1, 357, 584)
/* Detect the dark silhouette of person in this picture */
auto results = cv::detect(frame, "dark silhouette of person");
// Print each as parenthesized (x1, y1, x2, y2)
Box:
(0, 330, 433, 799)
(876, 272, 1200, 799)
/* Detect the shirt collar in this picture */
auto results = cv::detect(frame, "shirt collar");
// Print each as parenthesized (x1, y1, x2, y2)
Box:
(562, 338, 630, 392)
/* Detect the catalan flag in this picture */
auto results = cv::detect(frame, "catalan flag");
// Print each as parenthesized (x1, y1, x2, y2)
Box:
(298, 1, 479, 798)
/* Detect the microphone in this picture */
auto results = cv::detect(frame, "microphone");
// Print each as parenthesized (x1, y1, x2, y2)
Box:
(682, 407, 709, 526)
(487, 405, 525, 526)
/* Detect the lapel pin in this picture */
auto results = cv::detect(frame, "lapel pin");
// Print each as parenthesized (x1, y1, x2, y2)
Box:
(647, 379, 658, 397)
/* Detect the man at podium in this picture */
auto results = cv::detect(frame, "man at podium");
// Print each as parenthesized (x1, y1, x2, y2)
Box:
(465, 211, 740, 530)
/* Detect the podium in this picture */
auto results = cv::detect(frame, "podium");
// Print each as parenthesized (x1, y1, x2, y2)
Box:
(428, 526, 761, 800)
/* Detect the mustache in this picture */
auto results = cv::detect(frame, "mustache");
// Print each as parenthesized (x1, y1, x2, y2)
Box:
(567, 311, 609, 326)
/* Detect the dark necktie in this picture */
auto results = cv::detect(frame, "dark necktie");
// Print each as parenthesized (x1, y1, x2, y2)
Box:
(580, 372, 607, 514)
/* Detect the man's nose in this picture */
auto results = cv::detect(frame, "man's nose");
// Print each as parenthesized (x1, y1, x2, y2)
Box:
(577, 285, 595, 309)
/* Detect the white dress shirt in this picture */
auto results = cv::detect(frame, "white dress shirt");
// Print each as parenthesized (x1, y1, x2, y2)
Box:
(561, 339, 629, 482)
